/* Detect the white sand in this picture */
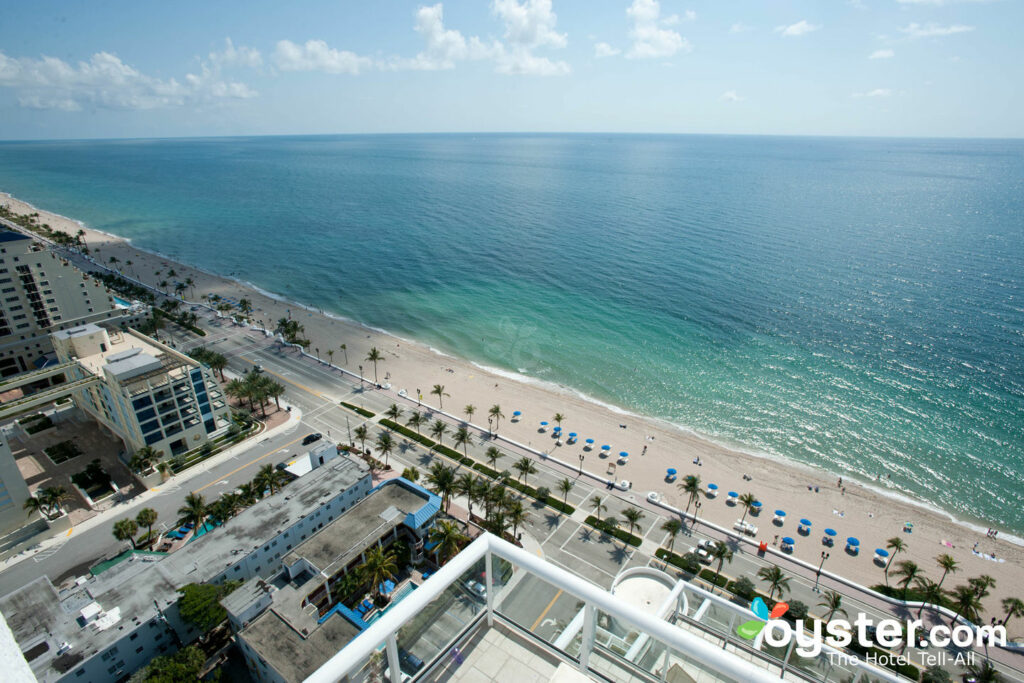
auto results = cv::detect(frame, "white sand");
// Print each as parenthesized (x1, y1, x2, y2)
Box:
(4, 191, 1022, 620)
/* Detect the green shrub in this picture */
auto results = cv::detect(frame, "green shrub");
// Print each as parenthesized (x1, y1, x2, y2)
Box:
(731, 576, 756, 600)
(787, 600, 809, 620)
(44, 440, 82, 464)
(584, 515, 642, 547)
(23, 415, 54, 434)
(698, 568, 729, 588)
(341, 401, 375, 418)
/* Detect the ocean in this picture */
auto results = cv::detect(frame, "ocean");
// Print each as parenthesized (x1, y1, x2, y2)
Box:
(0, 134, 1021, 532)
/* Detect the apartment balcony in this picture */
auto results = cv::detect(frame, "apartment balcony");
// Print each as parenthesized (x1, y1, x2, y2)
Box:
(302, 534, 905, 683)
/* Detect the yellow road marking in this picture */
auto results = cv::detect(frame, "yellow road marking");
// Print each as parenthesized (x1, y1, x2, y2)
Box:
(531, 589, 563, 631)
(193, 434, 306, 493)
(239, 355, 325, 399)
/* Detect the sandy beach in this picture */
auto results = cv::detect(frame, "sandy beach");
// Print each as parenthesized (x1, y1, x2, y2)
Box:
(4, 190, 1022, 623)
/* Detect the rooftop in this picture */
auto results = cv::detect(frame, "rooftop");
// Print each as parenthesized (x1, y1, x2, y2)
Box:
(244, 607, 360, 682)
(283, 480, 435, 577)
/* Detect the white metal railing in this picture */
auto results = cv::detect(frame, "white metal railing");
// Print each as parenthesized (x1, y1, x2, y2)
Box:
(305, 533, 785, 683)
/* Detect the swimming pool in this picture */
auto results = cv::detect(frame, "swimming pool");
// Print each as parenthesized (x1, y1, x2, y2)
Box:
(113, 296, 131, 307)
(364, 582, 418, 625)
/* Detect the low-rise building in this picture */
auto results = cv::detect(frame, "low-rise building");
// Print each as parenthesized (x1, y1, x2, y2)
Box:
(226, 478, 441, 683)
(50, 323, 230, 459)
(0, 452, 372, 682)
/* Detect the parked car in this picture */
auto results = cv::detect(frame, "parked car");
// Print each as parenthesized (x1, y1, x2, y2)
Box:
(302, 433, 322, 446)
(464, 580, 487, 600)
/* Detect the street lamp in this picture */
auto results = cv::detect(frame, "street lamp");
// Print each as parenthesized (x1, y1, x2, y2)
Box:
(814, 551, 830, 592)
(692, 500, 702, 528)
(578, 453, 585, 476)
(358, 365, 363, 386)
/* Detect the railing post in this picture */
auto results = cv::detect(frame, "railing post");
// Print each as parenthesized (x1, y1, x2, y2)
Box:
(485, 550, 494, 626)
(386, 634, 401, 683)
(579, 602, 596, 674)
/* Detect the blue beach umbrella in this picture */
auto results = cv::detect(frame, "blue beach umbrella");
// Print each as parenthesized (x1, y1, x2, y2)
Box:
(513, 411, 522, 417)
(847, 537, 860, 547)
(707, 483, 718, 490)
(619, 451, 629, 458)
(667, 468, 677, 476)
(585, 438, 595, 444)
(727, 491, 738, 499)
(601, 445, 611, 451)
(775, 510, 787, 517)
(553, 426, 561, 433)
(782, 537, 795, 545)
(799, 518, 812, 526)
(824, 528, 837, 537)
(569, 433, 577, 438)
(751, 500, 762, 508)
(540, 421, 548, 426)
(875, 548, 889, 558)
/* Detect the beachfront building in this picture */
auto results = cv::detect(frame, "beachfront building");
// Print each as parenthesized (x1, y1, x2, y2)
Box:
(0, 453, 372, 682)
(0, 230, 137, 378)
(225, 478, 441, 683)
(297, 533, 909, 683)
(49, 323, 230, 458)
(0, 434, 32, 536)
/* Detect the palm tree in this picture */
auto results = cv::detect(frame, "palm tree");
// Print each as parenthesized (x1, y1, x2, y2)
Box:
(430, 384, 449, 409)
(1002, 597, 1024, 627)
(711, 544, 734, 593)
(124, 259, 133, 274)
(167, 268, 177, 278)
(208, 352, 228, 380)
(513, 457, 537, 487)
(136, 508, 158, 545)
(406, 411, 425, 435)
(738, 492, 757, 523)
(401, 466, 420, 482)
(884, 537, 906, 585)
(507, 499, 529, 537)
(558, 478, 573, 508)
(915, 578, 944, 618)
(225, 378, 251, 410)
(552, 413, 565, 429)
(326, 349, 334, 367)
(426, 462, 456, 510)
(485, 446, 503, 470)
(947, 584, 981, 626)
(489, 405, 504, 433)
(678, 475, 702, 515)
(452, 426, 472, 459)
(622, 507, 645, 540)
(965, 659, 1002, 683)
(158, 279, 169, 294)
(266, 380, 286, 411)
(428, 519, 468, 564)
(339, 343, 348, 365)
(818, 590, 847, 622)
(40, 486, 71, 516)
(758, 565, 791, 600)
(354, 425, 369, 454)
(970, 575, 997, 600)
(464, 404, 476, 423)
(113, 518, 139, 549)
(238, 482, 258, 506)
(366, 347, 384, 383)
(375, 431, 395, 468)
(661, 519, 683, 555)
(254, 464, 284, 495)
(238, 296, 251, 317)
(359, 545, 399, 601)
(429, 420, 448, 449)
(174, 282, 187, 299)
(455, 473, 478, 520)
(178, 493, 206, 530)
(185, 277, 196, 298)
(894, 560, 923, 599)
(216, 492, 242, 524)
(590, 495, 607, 522)
(23, 496, 44, 519)
(384, 403, 403, 426)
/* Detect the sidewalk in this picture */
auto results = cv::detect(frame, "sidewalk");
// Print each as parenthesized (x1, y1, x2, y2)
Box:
(0, 406, 303, 572)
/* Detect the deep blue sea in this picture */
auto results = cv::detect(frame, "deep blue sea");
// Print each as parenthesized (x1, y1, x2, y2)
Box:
(1, 134, 1022, 533)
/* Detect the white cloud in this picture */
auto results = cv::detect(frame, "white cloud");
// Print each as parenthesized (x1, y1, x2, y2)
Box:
(403, 4, 498, 70)
(899, 22, 975, 38)
(594, 42, 621, 58)
(626, 0, 692, 59)
(273, 39, 373, 74)
(869, 48, 895, 59)
(491, 0, 570, 76)
(729, 23, 753, 34)
(0, 50, 256, 111)
(775, 20, 821, 37)
(852, 88, 892, 97)
(209, 38, 262, 69)
(721, 90, 743, 102)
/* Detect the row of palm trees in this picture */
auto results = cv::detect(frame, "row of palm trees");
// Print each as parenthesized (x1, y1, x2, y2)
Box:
(23, 486, 72, 519)
(189, 346, 229, 380)
(589, 495, 647, 542)
(224, 371, 286, 418)
(175, 464, 290, 533)
(112, 507, 159, 549)
(422, 461, 543, 540)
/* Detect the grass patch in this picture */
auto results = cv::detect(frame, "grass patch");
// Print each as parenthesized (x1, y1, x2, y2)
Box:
(21, 414, 54, 435)
(168, 422, 259, 474)
(340, 401, 374, 418)
(584, 515, 642, 547)
(44, 440, 83, 464)
(698, 568, 730, 588)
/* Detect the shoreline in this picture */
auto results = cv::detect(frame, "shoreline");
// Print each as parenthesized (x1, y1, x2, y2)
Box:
(3, 189, 1022, 619)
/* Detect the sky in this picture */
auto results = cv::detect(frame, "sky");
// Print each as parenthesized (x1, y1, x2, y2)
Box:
(0, 0, 1021, 140)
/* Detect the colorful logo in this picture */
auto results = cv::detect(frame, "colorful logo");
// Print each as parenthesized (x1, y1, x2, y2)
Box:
(736, 597, 789, 639)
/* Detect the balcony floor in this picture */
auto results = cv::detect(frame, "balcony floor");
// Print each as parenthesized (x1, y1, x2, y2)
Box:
(423, 621, 570, 683)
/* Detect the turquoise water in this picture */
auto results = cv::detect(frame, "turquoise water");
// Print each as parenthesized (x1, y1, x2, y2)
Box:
(364, 582, 418, 625)
(0, 134, 1021, 532)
